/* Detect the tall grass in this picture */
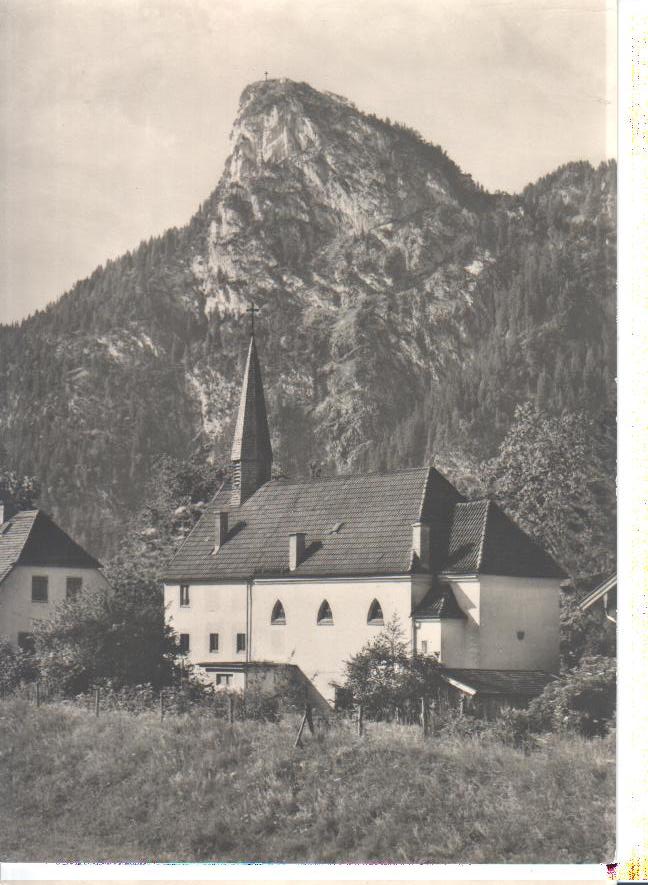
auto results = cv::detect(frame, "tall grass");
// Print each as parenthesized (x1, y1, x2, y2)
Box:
(0, 699, 614, 863)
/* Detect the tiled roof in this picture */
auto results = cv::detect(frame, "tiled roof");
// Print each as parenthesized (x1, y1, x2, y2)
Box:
(0, 510, 101, 585)
(230, 335, 272, 464)
(164, 466, 460, 582)
(442, 668, 556, 697)
(442, 500, 566, 578)
(164, 466, 565, 583)
(411, 583, 466, 619)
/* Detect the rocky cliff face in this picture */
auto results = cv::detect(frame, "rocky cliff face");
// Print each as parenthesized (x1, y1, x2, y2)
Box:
(0, 79, 616, 561)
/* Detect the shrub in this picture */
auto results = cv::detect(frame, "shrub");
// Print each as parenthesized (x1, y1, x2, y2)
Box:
(0, 639, 37, 692)
(34, 574, 183, 695)
(525, 655, 615, 736)
(341, 618, 444, 720)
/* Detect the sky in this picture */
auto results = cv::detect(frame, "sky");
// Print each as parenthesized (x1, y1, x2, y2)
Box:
(0, 0, 616, 324)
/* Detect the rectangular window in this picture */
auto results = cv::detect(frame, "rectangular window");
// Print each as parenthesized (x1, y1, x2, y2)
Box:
(180, 584, 190, 606)
(421, 640, 428, 655)
(236, 632, 246, 653)
(31, 575, 48, 603)
(66, 576, 82, 599)
(209, 632, 219, 652)
(216, 673, 233, 687)
(17, 632, 35, 654)
(179, 633, 190, 653)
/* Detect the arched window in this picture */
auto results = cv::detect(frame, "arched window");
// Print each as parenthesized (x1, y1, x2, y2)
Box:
(317, 599, 334, 625)
(271, 600, 286, 625)
(367, 599, 384, 625)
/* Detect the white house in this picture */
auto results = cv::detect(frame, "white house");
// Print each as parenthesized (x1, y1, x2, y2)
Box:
(163, 330, 566, 706)
(0, 506, 110, 651)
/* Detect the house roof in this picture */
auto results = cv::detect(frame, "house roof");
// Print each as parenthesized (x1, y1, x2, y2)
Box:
(442, 668, 556, 697)
(0, 510, 101, 585)
(578, 573, 617, 611)
(165, 465, 565, 583)
(442, 500, 566, 578)
(230, 334, 272, 465)
(164, 466, 461, 582)
(412, 584, 466, 619)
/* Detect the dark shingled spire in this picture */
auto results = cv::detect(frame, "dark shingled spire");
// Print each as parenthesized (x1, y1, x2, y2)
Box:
(230, 330, 273, 505)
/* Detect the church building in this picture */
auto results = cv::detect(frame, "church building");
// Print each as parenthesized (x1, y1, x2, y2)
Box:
(164, 327, 565, 706)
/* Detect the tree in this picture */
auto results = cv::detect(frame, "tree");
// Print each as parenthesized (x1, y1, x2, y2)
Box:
(485, 403, 616, 579)
(341, 618, 443, 720)
(560, 596, 616, 671)
(34, 572, 183, 694)
(0, 445, 40, 516)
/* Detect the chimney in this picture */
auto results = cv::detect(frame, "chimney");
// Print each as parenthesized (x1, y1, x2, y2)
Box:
(412, 521, 431, 570)
(214, 511, 229, 552)
(289, 532, 306, 571)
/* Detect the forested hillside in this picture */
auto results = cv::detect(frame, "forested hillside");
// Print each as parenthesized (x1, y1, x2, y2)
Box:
(0, 79, 616, 578)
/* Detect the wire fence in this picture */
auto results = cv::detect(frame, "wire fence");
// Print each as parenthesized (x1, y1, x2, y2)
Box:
(0, 680, 453, 744)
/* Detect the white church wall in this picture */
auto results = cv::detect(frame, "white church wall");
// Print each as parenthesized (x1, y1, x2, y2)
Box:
(439, 619, 467, 666)
(478, 575, 561, 672)
(412, 620, 441, 657)
(447, 578, 480, 667)
(250, 576, 415, 702)
(164, 581, 248, 664)
(0, 565, 110, 647)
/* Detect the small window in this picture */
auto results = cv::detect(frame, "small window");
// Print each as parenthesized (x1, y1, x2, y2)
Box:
(421, 640, 428, 655)
(271, 600, 286, 625)
(367, 598, 384, 625)
(209, 632, 219, 652)
(179, 633, 190, 653)
(180, 584, 190, 607)
(317, 599, 334, 625)
(31, 576, 48, 603)
(17, 632, 35, 654)
(66, 577, 82, 599)
(236, 632, 246, 652)
(216, 673, 233, 687)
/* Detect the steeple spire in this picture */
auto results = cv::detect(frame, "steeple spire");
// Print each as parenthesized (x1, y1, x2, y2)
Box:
(230, 314, 273, 505)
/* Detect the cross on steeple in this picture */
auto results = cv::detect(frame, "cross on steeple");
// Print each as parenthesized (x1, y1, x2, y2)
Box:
(246, 302, 260, 336)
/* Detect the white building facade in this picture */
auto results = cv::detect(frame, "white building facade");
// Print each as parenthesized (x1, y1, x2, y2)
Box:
(164, 330, 565, 705)
(0, 508, 109, 650)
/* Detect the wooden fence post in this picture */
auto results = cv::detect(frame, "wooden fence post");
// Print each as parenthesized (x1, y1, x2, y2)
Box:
(94, 688, 100, 717)
(420, 697, 429, 737)
(305, 702, 315, 735)
(294, 708, 309, 749)
(35, 681, 41, 708)
(357, 703, 364, 737)
(159, 691, 165, 721)
(228, 694, 235, 725)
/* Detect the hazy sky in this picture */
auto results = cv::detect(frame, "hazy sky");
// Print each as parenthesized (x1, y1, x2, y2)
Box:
(0, 0, 616, 324)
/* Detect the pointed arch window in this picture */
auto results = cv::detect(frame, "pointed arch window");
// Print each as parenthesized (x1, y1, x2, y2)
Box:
(317, 599, 334, 625)
(271, 600, 286, 625)
(367, 599, 384, 625)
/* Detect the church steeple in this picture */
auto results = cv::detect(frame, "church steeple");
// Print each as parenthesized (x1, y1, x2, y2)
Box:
(230, 308, 273, 506)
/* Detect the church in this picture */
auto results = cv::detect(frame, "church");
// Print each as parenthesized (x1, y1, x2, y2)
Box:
(163, 325, 566, 706)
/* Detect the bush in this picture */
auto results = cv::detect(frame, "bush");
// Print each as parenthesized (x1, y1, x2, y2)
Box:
(0, 639, 37, 692)
(489, 656, 616, 742)
(525, 655, 615, 736)
(34, 574, 183, 695)
(341, 618, 444, 720)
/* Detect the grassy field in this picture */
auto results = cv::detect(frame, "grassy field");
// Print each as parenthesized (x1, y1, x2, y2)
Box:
(0, 698, 614, 863)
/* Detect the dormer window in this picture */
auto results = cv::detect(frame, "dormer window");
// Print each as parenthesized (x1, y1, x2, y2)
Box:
(367, 599, 384, 625)
(317, 599, 334, 625)
(271, 600, 286, 625)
